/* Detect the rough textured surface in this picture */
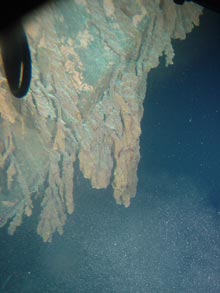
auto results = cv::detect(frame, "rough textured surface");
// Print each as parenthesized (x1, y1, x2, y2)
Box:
(0, 0, 202, 241)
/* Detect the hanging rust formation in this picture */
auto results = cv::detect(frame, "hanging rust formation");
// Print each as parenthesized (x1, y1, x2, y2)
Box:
(0, 0, 203, 242)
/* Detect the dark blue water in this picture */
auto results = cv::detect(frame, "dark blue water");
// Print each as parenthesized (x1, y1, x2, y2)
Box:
(1, 9, 220, 293)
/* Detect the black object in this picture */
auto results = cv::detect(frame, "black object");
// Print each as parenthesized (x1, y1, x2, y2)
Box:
(174, 0, 220, 14)
(0, 0, 53, 32)
(1, 24, 32, 98)
(0, 0, 53, 98)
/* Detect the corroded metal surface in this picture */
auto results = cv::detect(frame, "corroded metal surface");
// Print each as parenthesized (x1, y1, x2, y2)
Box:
(0, 0, 202, 241)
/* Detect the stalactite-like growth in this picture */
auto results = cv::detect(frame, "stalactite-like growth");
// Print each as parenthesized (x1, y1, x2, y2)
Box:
(0, 0, 202, 241)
